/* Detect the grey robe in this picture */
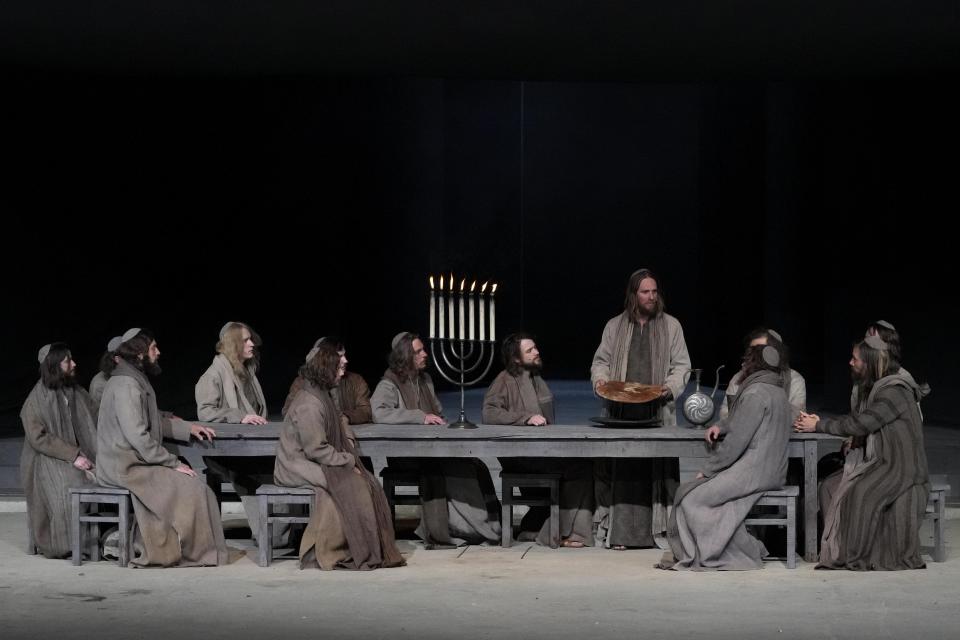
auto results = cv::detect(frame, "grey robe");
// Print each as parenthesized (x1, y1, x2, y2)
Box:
(662, 369, 790, 570)
(372, 374, 502, 545)
(20, 382, 98, 558)
(483, 370, 594, 546)
(590, 311, 691, 548)
(96, 360, 227, 567)
(89, 372, 108, 416)
(817, 370, 929, 570)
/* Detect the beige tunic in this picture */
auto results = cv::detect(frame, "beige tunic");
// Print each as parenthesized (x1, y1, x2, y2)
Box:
(96, 360, 227, 567)
(88, 372, 108, 416)
(720, 367, 806, 421)
(195, 354, 267, 423)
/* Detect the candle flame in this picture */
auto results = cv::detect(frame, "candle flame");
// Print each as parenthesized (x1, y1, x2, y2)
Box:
(470, 280, 477, 292)
(429, 275, 435, 290)
(439, 275, 444, 289)
(491, 283, 498, 294)
(481, 281, 488, 293)
(449, 273, 454, 291)
(460, 278, 466, 292)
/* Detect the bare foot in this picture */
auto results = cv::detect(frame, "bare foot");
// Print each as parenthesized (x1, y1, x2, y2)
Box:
(561, 539, 584, 548)
(611, 545, 627, 550)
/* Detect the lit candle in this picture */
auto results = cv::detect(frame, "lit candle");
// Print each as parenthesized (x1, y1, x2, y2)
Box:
(490, 283, 498, 340)
(479, 282, 488, 341)
(457, 279, 466, 340)
(468, 280, 476, 340)
(438, 275, 445, 339)
(429, 276, 435, 339)
(448, 273, 455, 339)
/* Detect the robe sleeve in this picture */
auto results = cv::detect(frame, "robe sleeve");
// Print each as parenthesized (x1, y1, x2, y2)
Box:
(590, 318, 617, 387)
(789, 371, 807, 413)
(663, 321, 692, 400)
(371, 380, 427, 424)
(343, 376, 373, 425)
(816, 385, 911, 437)
(160, 415, 193, 442)
(701, 388, 766, 478)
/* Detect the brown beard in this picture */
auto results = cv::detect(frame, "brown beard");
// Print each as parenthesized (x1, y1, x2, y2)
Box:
(143, 359, 162, 377)
(522, 360, 543, 375)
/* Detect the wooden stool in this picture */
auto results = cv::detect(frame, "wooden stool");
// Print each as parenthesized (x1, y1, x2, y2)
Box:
(69, 486, 132, 567)
(255, 485, 314, 567)
(745, 486, 798, 569)
(926, 482, 950, 562)
(500, 473, 560, 549)
(379, 468, 421, 525)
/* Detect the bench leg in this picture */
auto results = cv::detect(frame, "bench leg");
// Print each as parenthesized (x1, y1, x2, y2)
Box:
(934, 493, 946, 563)
(257, 495, 271, 567)
(501, 495, 512, 548)
(118, 495, 131, 567)
(27, 518, 37, 555)
(71, 492, 82, 566)
(549, 482, 560, 549)
(786, 498, 797, 569)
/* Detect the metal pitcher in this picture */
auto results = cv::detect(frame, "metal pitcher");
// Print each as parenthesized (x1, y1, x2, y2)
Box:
(682, 365, 726, 427)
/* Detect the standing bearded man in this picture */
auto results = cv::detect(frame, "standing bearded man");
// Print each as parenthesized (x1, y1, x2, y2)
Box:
(97, 328, 228, 566)
(590, 268, 691, 549)
(20, 343, 98, 558)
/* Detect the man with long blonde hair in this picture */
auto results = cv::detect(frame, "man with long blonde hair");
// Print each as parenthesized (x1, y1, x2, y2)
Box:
(195, 321, 275, 543)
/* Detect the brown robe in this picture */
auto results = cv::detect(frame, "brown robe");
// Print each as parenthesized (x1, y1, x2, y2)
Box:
(483, 370, 594, 546)
(20, 381, 99, 558)
(282, 371, 373, 424)
(276, 381, 404, 570)
(96, 360, 228, 567)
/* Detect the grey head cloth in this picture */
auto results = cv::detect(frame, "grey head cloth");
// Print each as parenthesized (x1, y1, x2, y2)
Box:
(37, 344, 52, 363)
(761, 345, 780, 368)
(875, 319, 896, 331)
(219, 322, 240, 340)
(304, 337, 326, 364)
(392, 332, 411, 350)
(865, 334, 888, 350)
(767, 329, 783, 343)
(107, 336, 123, 352)
(121, 328, 141, 343)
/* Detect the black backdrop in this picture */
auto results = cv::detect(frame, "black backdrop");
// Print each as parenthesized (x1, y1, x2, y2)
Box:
(2, 4, 958, 431)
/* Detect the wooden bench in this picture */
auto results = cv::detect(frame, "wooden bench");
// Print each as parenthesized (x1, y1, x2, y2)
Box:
(69, 486, 132, 567)
(926, 482, 950, 563)
(745, 486, 798, 569)
(500, 473, 560, 549)
(255, 484, 313, 567)
(380, 468, 420, 525)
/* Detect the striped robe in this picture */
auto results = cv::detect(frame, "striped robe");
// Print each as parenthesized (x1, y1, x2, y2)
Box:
(817, 371, 930, 570)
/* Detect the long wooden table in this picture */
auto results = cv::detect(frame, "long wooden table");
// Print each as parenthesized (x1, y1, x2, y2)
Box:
(167, 422, 840, 562)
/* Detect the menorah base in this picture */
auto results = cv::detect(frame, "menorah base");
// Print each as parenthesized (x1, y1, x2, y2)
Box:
(447, 418, 478, 430)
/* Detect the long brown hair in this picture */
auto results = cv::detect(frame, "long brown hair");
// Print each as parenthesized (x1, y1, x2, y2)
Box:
(855, 339, 901, 398)
(387, 332, 419, 382)
(623, 268, 665, 322)
(300, 343, 341, 389)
